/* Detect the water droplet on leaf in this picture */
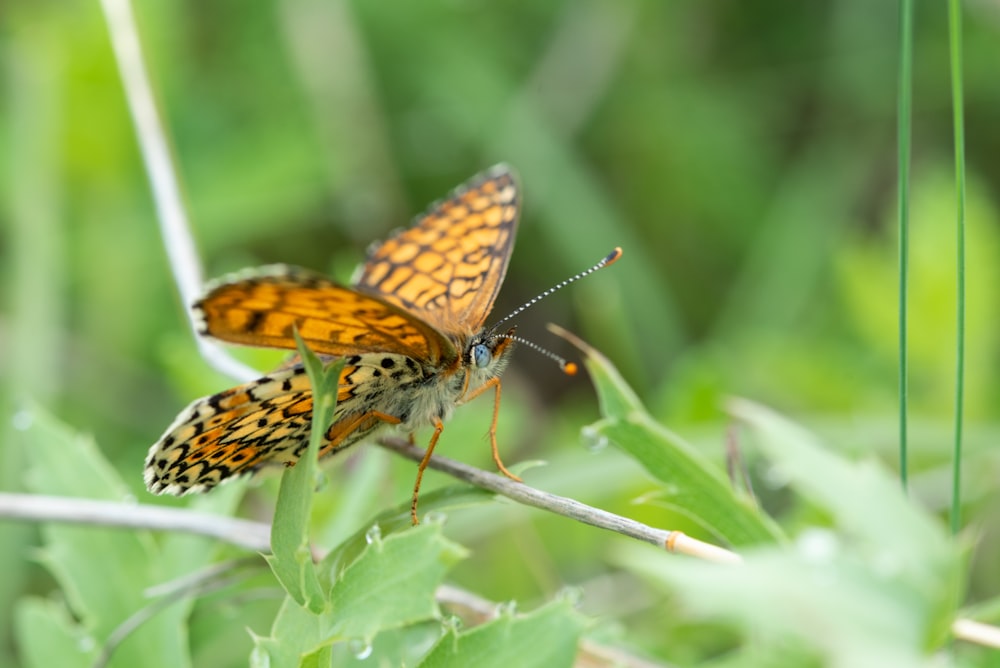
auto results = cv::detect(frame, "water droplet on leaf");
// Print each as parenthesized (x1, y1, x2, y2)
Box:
(348, 637, 373, 660)
(580, 425, 608, 452)
(423, 511, 447, 526)
(796, 529, 839, 562)
(555, 586, 583, 607)
(12, 409, 33, 431)
(494, 600, 517, 618)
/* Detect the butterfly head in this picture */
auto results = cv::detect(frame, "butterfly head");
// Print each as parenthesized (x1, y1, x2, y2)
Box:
(468, 326, 518, 373)
(469, 325, 578, 378)
(471, 247, 623, 377)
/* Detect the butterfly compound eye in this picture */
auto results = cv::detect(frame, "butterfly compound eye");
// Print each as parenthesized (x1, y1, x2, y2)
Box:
(472, 343, 491, 368)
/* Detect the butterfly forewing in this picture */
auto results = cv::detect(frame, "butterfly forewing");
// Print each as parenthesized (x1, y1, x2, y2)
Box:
(195, 266, 456, 364)
(355, 164, 519, 334)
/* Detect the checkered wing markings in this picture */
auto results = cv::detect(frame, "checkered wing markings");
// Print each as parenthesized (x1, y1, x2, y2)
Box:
(195, 267, 456, 365)
(355, 165, 520, 334)
(144, 363, 380, 494)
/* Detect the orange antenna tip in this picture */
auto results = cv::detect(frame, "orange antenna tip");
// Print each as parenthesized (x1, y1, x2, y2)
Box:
(488, 248, 619, 377)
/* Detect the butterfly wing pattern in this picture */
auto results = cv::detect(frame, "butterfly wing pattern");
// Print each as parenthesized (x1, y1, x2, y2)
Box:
(145, 164, 523, 498)
(194, 266, 456, 365)
(145, 356, 423, 494)
(355, 165, 518, 334)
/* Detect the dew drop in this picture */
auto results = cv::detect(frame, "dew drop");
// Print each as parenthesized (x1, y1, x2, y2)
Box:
(364, 524, 382, 545)
(760, 463, 791, 489)
(555, 586, 583, 607)
(580, 426, 608, 452)
(441, 614, 463, 633)
(423, 510, 447, 526)
(347, 637, 373, 660)
(12, 409, 33, 431)
(658, 483, 681, 497)
(77, 635, 96, 652)
(494, 600, 517, 618)
(870, 549, 902, 579)
(249, 646, 270, 668)
(796, 529, 839, 563)
(313, 471, 329, 493)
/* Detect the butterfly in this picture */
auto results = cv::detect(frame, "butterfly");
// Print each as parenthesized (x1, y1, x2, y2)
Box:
(145, 164, 621, 522)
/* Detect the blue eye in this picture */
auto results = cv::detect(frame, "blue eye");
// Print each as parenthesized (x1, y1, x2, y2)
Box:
(472, 343, 490, 368)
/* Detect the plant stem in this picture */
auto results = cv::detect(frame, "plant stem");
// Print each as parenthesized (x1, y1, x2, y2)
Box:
(947, 0, 967, 536)
(896, 0, 913, 491)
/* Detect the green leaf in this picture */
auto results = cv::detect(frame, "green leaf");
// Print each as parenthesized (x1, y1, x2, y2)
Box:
(251, 597, 323, 668)
(327, 622, 441, 667)
(313, 448, 391, 550)
(326, 521, 468, 642)
(418, 598, 587, 668)
(619, 543, 938, 668)
(18, 408, 191, 668)
(318, 484, 494, 585)
(613, 402, 964, 665)
(267, 332, 345, 613)
(14, 598, 99, 668)
(728, 398, 962, 646)
(555, 327, 783, 546)
(255, 522, 466, 666)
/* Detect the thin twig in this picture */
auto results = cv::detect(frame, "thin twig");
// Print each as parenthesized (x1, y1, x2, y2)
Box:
(952, 618, 1000, 650)
(100, 0, 258, 382)
(377, 436, 740, 564)
(5, 481, 999, 651)
(0, 492, 271, 552)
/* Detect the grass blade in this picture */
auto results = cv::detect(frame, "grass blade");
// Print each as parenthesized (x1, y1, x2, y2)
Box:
(267, 334, 344, 612)
(896, 0, 913, 491)
(947, 0, 967, 536)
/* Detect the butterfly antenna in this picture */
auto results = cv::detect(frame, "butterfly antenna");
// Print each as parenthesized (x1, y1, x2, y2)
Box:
(488, 247, 622, 375)
(499, 334, 579, 376)
(488, 247, 622, 335)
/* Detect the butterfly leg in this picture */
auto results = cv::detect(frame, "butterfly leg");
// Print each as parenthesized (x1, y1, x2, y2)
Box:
(411, 417, 445, 525)
(462, 377, 522, 483)
(321, 410, 402, 456)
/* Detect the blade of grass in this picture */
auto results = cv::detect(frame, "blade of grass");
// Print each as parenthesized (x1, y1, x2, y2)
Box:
(266, 332, 344, 612)
(946, 0, 967, 536)
(896, 0, 913, 492)
(551, 325, 784, 547)
(100, 0, 259, 382)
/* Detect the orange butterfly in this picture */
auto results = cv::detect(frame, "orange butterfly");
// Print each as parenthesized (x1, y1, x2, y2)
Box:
(145, 165, 621, 521)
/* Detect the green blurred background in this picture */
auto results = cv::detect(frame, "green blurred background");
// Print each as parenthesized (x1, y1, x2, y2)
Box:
(3, 0, 1000, 664)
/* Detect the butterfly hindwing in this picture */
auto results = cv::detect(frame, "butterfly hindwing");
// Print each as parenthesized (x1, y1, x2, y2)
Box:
(145, 356, 423, 494)
(145, 366, 315, 494)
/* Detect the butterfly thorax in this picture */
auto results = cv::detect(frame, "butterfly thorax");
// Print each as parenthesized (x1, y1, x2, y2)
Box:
(394, 327, 515, 429)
